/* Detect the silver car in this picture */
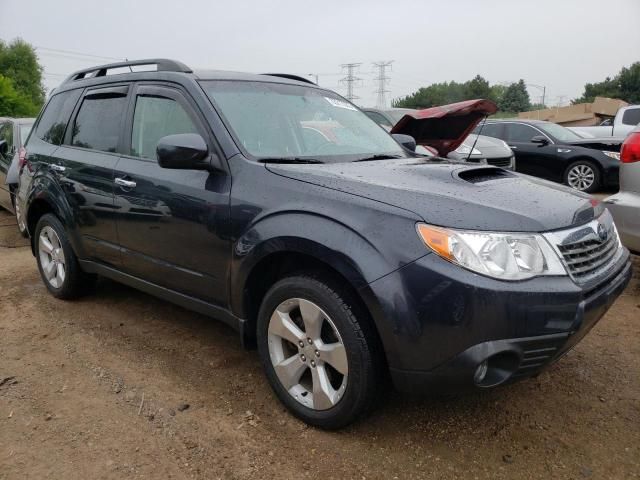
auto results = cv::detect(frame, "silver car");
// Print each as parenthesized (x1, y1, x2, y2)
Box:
(604, 126, 640, 253)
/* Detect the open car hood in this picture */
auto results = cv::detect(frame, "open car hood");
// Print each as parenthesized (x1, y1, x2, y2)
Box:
(390, 99, 498, 156)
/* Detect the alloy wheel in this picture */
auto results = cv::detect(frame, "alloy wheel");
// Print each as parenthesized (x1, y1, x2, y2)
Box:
(38, 226, 66, 288)
(267, 298, 348, 410)
(567, 164, 595, 191)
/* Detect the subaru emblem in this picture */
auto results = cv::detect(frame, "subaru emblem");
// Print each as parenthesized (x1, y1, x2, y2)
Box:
(597, 223, 608, 242)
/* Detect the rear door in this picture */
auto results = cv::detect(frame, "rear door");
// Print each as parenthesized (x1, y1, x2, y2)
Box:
(112, 83, 231, 305)
(55, 85, 130, 266)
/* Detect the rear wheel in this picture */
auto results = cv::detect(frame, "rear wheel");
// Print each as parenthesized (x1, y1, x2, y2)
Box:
(564, 160, 601, 193)
(257, 274, 380, 429)
(34, 214, 96, 299)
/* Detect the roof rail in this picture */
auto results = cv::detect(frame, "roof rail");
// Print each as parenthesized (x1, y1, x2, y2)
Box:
(261, 73, 316, 85)
(63, 58, 192, 84)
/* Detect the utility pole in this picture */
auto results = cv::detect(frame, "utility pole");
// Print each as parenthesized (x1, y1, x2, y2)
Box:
(339, 63, 362, 101)
(372, 60, 393, 108)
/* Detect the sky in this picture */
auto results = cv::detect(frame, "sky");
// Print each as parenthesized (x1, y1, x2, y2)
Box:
(1, 0, 639, 108)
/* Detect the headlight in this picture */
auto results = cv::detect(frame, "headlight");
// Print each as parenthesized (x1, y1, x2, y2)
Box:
(603, 151, 620, 160)
(416, 224, 566, 280)
(455, 144, 481, 155)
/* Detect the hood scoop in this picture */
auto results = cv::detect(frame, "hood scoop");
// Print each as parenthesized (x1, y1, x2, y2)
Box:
(457, 167, 514, 184)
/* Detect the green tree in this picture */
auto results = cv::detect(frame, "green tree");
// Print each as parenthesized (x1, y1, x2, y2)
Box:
(0, 38, 45, 116)
(0, 74, 39, 116)
(573, 62, 640, 104)
(498, 80, 531, 113)
(464, 75, 491, 100)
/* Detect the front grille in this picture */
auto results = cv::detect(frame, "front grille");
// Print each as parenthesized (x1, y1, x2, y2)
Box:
(557, 229, 619, 282)
(486, 156, 512, 168)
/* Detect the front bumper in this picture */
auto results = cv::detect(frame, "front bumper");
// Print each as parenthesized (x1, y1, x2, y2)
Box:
(362, 247, 632, 394)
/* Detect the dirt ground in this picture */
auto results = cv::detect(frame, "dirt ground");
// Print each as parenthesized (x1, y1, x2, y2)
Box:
(1, 209, 638, 480)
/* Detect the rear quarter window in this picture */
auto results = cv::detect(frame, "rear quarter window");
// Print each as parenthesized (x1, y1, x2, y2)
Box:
(34, 89, 82, 145)
(622, 108, 640, 127)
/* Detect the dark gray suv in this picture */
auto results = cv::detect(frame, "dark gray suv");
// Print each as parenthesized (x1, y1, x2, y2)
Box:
(16, 59, 632, 429)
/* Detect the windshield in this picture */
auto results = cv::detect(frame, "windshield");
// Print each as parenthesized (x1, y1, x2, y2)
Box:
(19, 122, 34, 145)
(200, 80, 406, 162)
(538, 122, 581, 142)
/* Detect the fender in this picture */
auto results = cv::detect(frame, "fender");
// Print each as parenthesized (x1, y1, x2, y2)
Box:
(25, 171, 85, 258)
(230, 211, 398, 317)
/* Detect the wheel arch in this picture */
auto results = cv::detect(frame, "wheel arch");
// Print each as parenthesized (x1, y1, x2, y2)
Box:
(25, 178, 79, 256)
(239, 248, 391, 375)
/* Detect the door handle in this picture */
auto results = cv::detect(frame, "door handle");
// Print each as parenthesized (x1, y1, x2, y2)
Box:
(49, 164, 66, 173)
(115, 177, 137, 189)
(508, 145, 517, 149)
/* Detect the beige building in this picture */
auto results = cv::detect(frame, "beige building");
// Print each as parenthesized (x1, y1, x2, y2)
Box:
(518, 97, 628, 126)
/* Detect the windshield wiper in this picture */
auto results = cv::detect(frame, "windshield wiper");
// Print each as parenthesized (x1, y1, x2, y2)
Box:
(257, 157, 324, 164)
(353, 154, 403, 162)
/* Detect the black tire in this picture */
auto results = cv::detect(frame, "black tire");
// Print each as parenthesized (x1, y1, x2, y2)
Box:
(257, 274, 381, 429)
(564, 160, 601, 193)
(34, 213, 96, 299)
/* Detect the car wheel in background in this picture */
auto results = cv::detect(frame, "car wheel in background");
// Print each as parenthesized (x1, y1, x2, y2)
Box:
(257, 274, 380, 429)
(34, 213, 96, 299)
(564, 160, 601, 193)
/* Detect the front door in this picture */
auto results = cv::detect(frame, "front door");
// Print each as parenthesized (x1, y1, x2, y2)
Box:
(504, 123, 558, 181)
(113, 84, 231, 305)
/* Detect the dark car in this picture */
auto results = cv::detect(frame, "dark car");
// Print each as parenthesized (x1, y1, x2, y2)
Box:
(0, 117, 35, 214)
(474, 119, 622, 192)
(17, 59, 632, 429)
(363, 106, 515, 169)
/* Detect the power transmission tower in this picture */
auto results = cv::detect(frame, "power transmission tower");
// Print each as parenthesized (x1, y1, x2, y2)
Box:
(372, 61, 393, 108)
(340, 63, 363, 101)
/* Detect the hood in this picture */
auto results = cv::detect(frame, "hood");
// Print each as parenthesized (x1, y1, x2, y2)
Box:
(266, 159, 600, 232)
(562, 137, 624, 151)
(390, 99, 498, 156)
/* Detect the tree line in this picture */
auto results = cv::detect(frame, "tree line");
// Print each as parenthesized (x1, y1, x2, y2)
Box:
(393, 62, 640, 113)
(393, 76, 533, 113)
(0, 39, 46, 117)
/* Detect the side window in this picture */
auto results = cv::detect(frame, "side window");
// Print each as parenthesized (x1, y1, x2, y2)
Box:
(622, 108, 640, 127)
(0, 122, 13, 159)
(131, 95, 199, 160)
(364, 111, 393, 128)
(475, 123, 504, 139)
(504, 124, 538, 143)
(71, 93, 128, 153)
(35, 89, 82, 145)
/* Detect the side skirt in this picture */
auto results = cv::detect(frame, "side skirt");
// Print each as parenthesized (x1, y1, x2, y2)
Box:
(79, 259, 247, 341)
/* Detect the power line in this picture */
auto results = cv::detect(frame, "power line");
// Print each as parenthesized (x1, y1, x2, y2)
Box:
(35, 46, 124, 62)
(339, 63, 363, 101)
(372, 60, 393, 108)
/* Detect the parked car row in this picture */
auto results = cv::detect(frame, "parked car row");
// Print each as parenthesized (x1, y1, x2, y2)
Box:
(5, 58, 633, 430)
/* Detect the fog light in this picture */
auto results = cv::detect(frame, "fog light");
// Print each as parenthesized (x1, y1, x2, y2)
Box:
(474, 360, 489, 384)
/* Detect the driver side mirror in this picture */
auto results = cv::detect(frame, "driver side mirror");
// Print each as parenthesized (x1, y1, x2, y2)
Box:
(392, 133, 417, 152)
(0, 140, 7, 157)
(156, 133, 218, 171)
(531, 135, 550, 146)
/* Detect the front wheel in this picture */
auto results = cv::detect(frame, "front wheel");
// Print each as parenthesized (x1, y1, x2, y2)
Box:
(564, 160, 601, 193)
(257, 275, 380, 429)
